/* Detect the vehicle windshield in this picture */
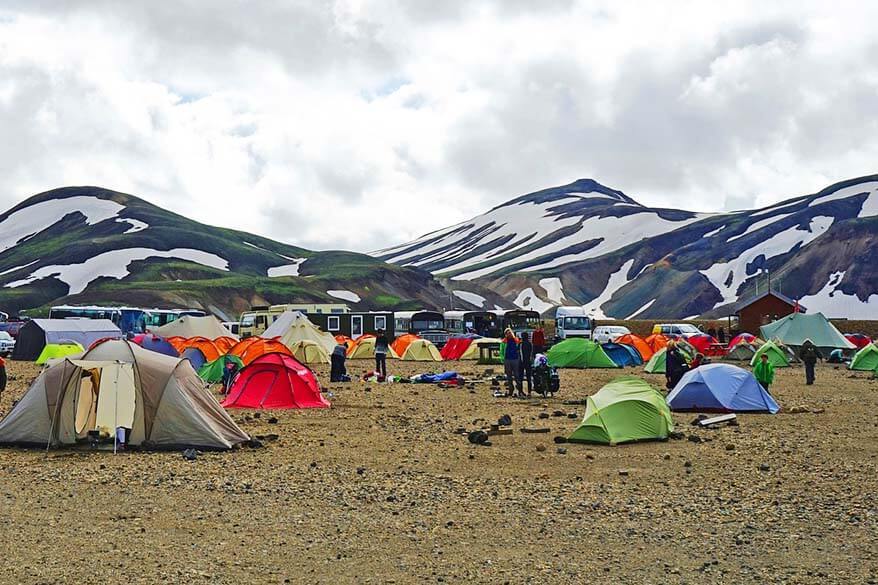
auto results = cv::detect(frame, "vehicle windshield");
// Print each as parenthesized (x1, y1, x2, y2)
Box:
(413, 319, 444, 331)
(562, 317, 590, 329)
(240, 315, 256, 326)
(678, 324, 701, 334)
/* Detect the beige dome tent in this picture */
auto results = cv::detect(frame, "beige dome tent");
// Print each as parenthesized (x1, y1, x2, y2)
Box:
(347, 336, 400, 360)
(401, 339, 443, 362)
(289, 340, 331, 364)
(263, 311, 336, 353)
(154, 315, 237, 341)
(459, 338, 503, 360)
(0, 340, 248, 450)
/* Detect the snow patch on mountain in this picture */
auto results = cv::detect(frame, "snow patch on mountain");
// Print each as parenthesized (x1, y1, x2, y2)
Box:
(327, 290, 361, 303)
(117, 217, 148, 234)
(701, 216, 834, 307)
(268, 258, 307, 277)
(513, 288, 553, 314)
(626, 298, 656, 319)
(581, 259, 635, 319)
(727, 212, 795, 242)
(539, 278, 565, 303)
(5, 248, 229, 294)
(703, 225, 726, 238)
(859, 190, 878, 218)
(809, 181, 878, 208)
(0, 259, 39, 276)
(0, 196, 126, 253)
(799, 271, 878, 319)
(453, 290, 487, 308)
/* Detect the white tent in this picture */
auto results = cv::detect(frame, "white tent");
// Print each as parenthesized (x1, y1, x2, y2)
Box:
(154, 315, 237, 340)
(262, 311, 337, 354)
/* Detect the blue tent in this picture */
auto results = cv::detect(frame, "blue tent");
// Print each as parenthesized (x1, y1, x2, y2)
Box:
(182, 347, 208, 371)
(602, 343, 643, 367)
(666, 363, 780, 413)
(132, 333, 179, 357)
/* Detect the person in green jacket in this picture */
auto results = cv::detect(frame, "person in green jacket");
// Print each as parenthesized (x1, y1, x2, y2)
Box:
(753, 353, 775, 393)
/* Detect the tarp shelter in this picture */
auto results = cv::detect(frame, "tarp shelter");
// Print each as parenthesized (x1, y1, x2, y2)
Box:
(131, 334, 179, 357)
(154, 315, 237, 341)
(36, 343, 85, 365)
(221, 353, 329, 409)
(289, 340, 330, 364)
(602, 343, 643, 367)
(750, 340, 792, 368)
(643, 344, 695, 374)
(567, 377, 673, 445)
(0, 340, 249, 449)
(348, 336, 400, 360)
(12, 319, 122, 361)
(460, 338, 503, 361)
(614, 334, 653, 361)
(391, 334, 421, 357)
(667, 363, 780, 413)
(644, 334, 669, 354)
(845, 334, 872, 350)
(181, 347, 208, 371)
(198, 354, 245, 383)
(440, 336, 477, 360)
(850, 344, 878, 371)
(179, 336, 222, 362)
(262, 311, 337, 354)
(547, 338, 619, 369)
(401, 339, 443, 362)
(237, 338, 293, 366)
(760, 312, 854, 353)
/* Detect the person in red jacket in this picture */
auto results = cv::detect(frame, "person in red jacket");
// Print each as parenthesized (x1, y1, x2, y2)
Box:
(532, 326, 546, 355)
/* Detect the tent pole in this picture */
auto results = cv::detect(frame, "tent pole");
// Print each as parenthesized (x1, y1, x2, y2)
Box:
(113, 364, 120, 455)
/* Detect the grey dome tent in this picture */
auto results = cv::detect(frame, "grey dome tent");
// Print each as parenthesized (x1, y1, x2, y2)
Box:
(12, 319, 122, 361)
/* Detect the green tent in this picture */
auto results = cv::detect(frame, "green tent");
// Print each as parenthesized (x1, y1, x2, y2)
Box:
(749, 340, 791, 368)
(198, 354, 245, 383)
(850, 344, 878, 372)
(546, 338, 619, 369)
(760, 312, 854, 352)
(643, 344, 694, 374)
(35, 342, 84, 365)
(567, 376, 673, 445)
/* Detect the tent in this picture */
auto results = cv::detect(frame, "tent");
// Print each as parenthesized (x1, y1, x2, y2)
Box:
(643, 344, 695, 374)
(401, 339, 443, 362)
(198, 354, 245, 383)
(154, 315, 237, 341)
(178, 336, 222, 362)
(237, 338, 293, 365)
(131, 334, 179, 357)
(614, 334, 653, 361)
(181, 347, 208, 371)
(165, 336, 188, 353)
(750, 340, 792, 368)
(567, 376, 673, 445)
(348, 336, 400, 359)
(36, 343, 85, 365)
(850, 344, 878, 371)
(221, 353, 329, 409)
(213, 336, 238, 353)
(262, 311, 336, 354)
(334, 335, 354, 349)
(546, 338, 619, 369)
(391, 334, 421, 357)
(459, 338, 503, 360)
(687, 333, 722, 356)
(602, 343, 643, 367)
(760, 312, 854, 353)
(726, 342, 760, 361)
(440, 336, 477, 360)
(728, 333, 758, 349)
(0, 340, 249, 449)
(667, 363, 780, 413)
(289, 339, 330, 365)
(845, 334, 873, 350)
(12, 319, 123, 361)
(644, 334, 669, 354)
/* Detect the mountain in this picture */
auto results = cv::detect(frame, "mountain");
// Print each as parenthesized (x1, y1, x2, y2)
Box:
(0, 186, 502, 318)
(376, 176, 878, 320)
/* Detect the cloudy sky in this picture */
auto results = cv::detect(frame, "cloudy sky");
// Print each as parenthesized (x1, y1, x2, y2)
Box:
(1, 1, 877, 252)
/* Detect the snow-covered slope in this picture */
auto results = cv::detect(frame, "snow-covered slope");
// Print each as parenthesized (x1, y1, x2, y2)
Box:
(378, 176, 878, 319)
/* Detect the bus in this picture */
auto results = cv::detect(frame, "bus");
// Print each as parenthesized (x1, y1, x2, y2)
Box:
(500, 309, 541, 336)
(144, 308, 206, 330)
(443, 310, 502, 338)
(48, 305, 205, 335)
(394, 310, 448, 348)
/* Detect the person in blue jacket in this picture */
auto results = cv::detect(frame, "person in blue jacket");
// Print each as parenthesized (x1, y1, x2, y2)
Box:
(503, 328, 522, 397)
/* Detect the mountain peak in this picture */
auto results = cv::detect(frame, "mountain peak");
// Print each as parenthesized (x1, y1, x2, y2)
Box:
(502, 178, 639, 208)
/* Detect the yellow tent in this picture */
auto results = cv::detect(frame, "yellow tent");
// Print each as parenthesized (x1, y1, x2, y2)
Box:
(401, 339, 443, 362)
(36, 343, 85, 365)
(263, 311, 337, 354)
(289, 340, 330, 365)
(459, 338, 503, 360)
(347, 336, 399, 359)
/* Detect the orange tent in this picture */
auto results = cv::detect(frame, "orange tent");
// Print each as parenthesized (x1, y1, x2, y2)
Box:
(213, 336, 238, 353)
(616, 333, 654, 361)
(238, 338, 293, 365)
(180, 336, 222, 361)
(229, 337, 261, 358)
(345, 334, 375, 357)
(391, 334, 420, 357)
(334, 335, 354, 349)
(165, 336, 188, 353)
(644, 334, 669, 354)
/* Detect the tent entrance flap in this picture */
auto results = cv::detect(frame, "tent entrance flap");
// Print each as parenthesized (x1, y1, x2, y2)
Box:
(69, 361, 136, 440)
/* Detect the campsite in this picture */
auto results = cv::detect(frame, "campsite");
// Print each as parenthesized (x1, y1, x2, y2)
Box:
(1, 344, 877, 583)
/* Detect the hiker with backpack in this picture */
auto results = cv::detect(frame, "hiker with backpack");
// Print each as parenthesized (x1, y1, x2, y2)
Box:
(798, 339, 823, 385)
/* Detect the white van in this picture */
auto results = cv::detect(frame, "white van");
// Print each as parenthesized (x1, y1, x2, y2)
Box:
(593, 325, 631, 344)
(555, 307, 593, 340)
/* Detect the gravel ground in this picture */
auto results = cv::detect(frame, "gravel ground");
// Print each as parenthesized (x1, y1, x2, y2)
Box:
(0, 357, 876, 584)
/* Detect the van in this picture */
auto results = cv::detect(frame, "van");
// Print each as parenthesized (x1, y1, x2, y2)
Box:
(651, 323, 702, 338)
(593, 325, 631, 344)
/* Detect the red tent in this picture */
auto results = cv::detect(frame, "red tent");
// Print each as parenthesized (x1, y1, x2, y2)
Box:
(440, 337, 475, 360)
(687, 333, 723, 356)
(221, 353, 329, 409)
(727, 332, 757, 349)
(845, 333, 872, 349)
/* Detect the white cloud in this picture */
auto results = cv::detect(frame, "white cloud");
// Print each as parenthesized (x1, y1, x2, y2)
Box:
(0, 1, 877, 253)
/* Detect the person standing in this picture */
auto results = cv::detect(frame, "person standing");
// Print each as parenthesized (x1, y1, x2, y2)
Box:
(374, 329, 389, 380)
(330, 342, 348, 382)
(753, 353, 775, 393)
(502, 328, 522, 397)
(798, 339, 822, 385)
(532, 325, 546, 355)
(717, 327, 726, 345)
(665, 340, 687, 390)
(518, 331, 534, 396)
(0, 355, 6, 404)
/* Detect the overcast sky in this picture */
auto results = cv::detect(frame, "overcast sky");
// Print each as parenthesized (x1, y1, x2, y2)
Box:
(1, 1, 877, 251)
